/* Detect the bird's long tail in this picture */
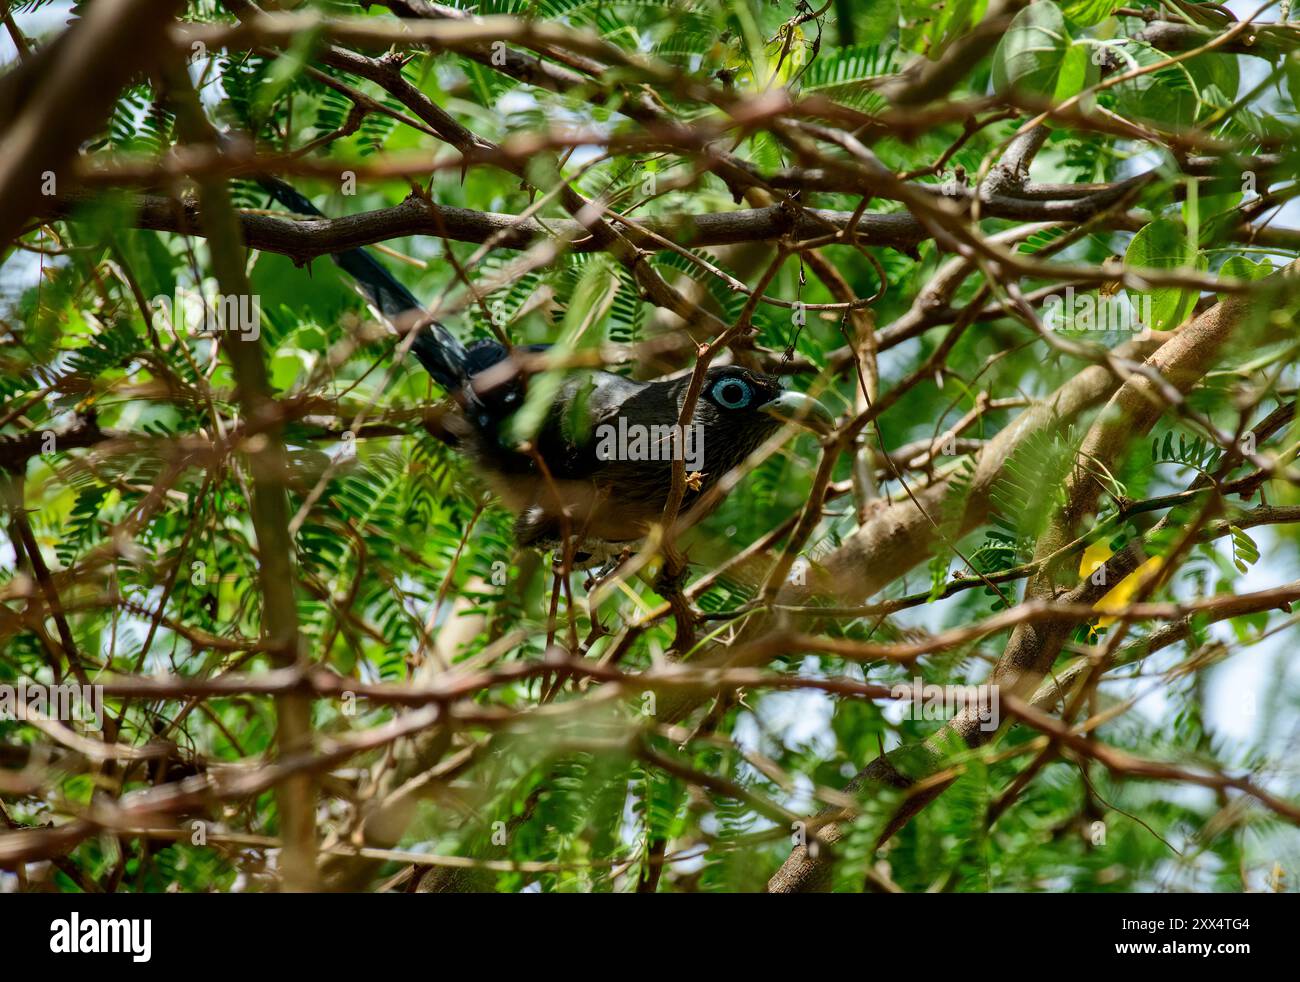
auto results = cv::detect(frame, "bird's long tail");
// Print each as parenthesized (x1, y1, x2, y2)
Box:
(255, 176, 470, 393)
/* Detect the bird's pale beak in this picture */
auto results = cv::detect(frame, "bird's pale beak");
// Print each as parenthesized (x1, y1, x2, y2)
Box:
(758, 391, 836, 436)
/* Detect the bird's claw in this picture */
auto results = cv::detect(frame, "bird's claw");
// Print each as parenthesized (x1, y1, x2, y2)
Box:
(584, 548, 633, 591)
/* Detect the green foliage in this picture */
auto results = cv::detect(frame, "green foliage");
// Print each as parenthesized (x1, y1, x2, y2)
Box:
(992, 2, 1081, 101)
(990, 425, 1079, 554)
(1151, 428, 1223, 478)
(1125, 218, 1202, 332)
(1, 0, 1296, 896)
(1110, 41, 1200, 130)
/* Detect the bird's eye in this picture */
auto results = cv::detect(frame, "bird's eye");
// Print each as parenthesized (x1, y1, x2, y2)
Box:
(712, 377, 752, 409)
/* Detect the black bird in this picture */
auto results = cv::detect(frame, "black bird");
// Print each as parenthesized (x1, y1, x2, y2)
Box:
(260, 179, 835, 563)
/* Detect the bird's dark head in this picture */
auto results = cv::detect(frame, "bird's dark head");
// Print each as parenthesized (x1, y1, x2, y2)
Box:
(697, 366, 835, 437)
(678, 366, 835, 478)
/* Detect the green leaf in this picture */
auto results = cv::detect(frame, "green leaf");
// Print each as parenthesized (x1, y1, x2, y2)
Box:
(1053, 41, 1091, 101)
(249, 252, 357, 339)
(1183, 52, 1239, 116)
(1124, 218, 1202, 331)
(856, 0, 900, 45)
(1217, 255, 1274, 302)
(991, 2, 1073, 99)
(798, 44, 899, 112)
(1111, 40, 1199, 129)
(1286, 52, 1300, 113)
(930, 0, 987, 57)
(1230, 525, 1259, 573)
(1061, 0, 1113, 27)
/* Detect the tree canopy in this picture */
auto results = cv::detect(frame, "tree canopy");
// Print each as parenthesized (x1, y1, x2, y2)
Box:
(1, 0, 1298, 893)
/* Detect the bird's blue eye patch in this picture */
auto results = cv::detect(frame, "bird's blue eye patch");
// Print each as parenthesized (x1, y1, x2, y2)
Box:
(711, 377, 752, 409)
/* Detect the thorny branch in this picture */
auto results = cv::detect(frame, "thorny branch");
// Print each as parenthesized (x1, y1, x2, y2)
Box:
(3, 0, 1300, 894)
